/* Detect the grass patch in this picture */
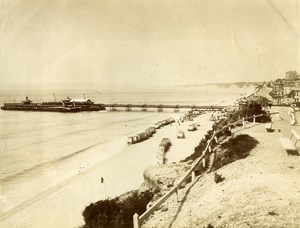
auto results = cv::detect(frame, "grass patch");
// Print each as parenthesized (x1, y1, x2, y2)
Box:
(82, 190, 153, 228)
(214, 172, 225, 183)
(212, 134, 259, 170)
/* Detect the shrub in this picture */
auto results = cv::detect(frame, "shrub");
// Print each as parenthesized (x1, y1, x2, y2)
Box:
(214, 172, 225, 183)
(216, 102, 271, 131)
(212, 134, 259, 170)
(181, 102, 266, 163)
(82, 190, 154, 228)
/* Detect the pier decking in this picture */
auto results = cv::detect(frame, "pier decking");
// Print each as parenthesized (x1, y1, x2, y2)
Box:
(97, 103, 227, 112)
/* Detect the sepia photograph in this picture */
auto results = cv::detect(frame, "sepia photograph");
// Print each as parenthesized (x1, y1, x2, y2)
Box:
(0, 0, 299, 227)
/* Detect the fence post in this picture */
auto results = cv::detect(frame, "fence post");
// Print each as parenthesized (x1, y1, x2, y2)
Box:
(253, 115, 256, 123)
(175, 187, 179, 203)
(133, 213, 139, 228)
(192, 170, 195, 183)
(242, 118, 245, 128)
(214, 136, 218, 144)
(202, 150, 206, 168)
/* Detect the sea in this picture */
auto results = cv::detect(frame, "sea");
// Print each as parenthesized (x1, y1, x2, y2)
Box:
(0, 86, 253, 227)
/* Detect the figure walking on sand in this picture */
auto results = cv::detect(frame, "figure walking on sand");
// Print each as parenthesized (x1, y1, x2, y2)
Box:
(288, 104, 297, 126)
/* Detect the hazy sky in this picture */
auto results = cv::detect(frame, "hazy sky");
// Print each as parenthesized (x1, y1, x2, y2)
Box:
(0, 0, 299, 90)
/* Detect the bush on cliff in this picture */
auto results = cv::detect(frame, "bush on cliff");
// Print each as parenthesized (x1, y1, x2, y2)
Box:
(181, 102, 265, 163)
(215, 102, 271, 132)
(82, 190, 153, 228)
(212, 134, 259, 170)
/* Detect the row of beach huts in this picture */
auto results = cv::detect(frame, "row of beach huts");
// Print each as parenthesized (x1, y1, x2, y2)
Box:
(127, 117, 175, 145)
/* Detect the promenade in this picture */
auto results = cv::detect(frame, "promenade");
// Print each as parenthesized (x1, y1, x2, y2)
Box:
(143, 106, 300, 227)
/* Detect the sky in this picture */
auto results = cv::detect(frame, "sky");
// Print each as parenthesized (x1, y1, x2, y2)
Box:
(0, 0, 299, 90)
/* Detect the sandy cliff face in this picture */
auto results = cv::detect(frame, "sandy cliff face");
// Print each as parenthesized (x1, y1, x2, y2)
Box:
(143, 162, 192, 191)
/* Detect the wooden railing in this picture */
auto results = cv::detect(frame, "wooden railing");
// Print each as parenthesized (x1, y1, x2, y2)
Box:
(133, 111, 279, 228)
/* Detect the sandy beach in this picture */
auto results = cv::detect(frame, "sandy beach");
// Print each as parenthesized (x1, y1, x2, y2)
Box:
(0, 111, 215, 228)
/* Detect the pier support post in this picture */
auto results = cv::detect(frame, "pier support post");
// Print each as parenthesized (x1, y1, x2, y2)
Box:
(133, 213, 139, 228)
(253, 115, 256, 123)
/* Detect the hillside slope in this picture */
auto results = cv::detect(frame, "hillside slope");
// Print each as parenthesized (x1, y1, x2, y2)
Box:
(142, 107, 300, 228)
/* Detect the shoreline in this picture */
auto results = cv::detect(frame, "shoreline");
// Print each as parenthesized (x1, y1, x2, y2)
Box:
(1, 110, 216, 228)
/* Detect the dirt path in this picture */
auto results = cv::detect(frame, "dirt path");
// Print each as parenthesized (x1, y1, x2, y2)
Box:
(143, 107, 300, 227)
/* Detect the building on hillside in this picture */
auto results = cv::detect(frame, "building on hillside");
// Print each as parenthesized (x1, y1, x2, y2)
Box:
(286, 70, 298, 80)
(294, 81, 300, 88)
(238, 97, 248, 109)
(268, 80, 275, 88)
(291, 89, 300, 104)
(267, 70, 300, 105)
(272, 82, 284, 105)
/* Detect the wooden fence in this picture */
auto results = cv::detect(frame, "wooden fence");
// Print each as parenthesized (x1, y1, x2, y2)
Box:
(133, 111, 279, 228)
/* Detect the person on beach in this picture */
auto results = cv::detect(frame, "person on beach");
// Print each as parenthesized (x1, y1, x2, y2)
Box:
(288, 104, 297, 126)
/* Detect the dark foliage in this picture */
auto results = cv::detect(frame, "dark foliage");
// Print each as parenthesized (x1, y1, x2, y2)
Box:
(217, 102, 271, 132)
(214, 172, 225, 183)
(82, 190, 154, 228)
(212, 134, 259, 170)
(181, 102, 267, 163)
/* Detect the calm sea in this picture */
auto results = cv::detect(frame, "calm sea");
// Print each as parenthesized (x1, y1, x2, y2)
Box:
(0, 87, 252, 218)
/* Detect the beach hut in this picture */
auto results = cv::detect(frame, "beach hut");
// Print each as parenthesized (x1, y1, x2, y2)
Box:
(177, 130, 185, 139)
(188, 123, 197, 131)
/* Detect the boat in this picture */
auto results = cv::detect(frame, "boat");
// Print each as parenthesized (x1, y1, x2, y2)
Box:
(0, 97, 104, 112)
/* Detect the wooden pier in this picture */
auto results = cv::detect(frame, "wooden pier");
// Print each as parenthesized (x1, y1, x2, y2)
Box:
(96, 103, 227, 112)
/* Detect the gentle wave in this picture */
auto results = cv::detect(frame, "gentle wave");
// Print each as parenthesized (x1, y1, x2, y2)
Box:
(0, 141, 107, 183)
